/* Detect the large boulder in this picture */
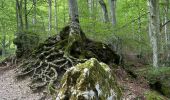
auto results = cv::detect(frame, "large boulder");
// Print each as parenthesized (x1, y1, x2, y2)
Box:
(56, 58, 122, 100)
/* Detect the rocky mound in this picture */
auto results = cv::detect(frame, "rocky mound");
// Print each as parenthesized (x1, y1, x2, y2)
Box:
(56, 58, 122, 100)
(14, 25, 121, 94)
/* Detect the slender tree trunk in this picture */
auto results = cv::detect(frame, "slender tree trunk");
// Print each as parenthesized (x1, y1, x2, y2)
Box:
(164, 0, 169, 64)
(164, 0, 169, 47)
(24, 0, 28, 30)
(32, 0, 36, 28)
(148, 0, 160, 67)
(54, 0, 58, 33)
(19, 0, 23, 31)
(0, 3, 6, 56)
(99, 0, 109, 23)
(1, 24, 6, 57)
(109, 0, 116, 25)
(48, 0, 52, 36)
(16, 0, 24, 32)
(63, 1, 66, 25)
(16, 0, 19, 32)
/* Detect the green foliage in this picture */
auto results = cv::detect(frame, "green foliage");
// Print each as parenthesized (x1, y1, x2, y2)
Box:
(144, 91, 167, 100)
(136, 66, 170, 98)
(13, 31, 39, 58)
(136, 66, 170, 84)
(0, 0, 159, 57)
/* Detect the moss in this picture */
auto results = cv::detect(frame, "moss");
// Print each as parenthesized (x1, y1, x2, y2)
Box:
(144, 91, 167, 100)
(13, 31, 39, 58)
(57, 58, 122, 100)
(161, 80, 170, 98)
(135, 67, 170, 98)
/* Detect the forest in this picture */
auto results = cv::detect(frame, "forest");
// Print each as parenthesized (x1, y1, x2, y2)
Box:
(0, 0, 170, 100)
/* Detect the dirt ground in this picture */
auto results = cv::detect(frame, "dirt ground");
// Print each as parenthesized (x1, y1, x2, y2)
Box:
(0, 61, 51, 100)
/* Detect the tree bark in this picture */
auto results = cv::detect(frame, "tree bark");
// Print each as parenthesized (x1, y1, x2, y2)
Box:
(69, 0, 79, 23)
(164, 0, 169, 47)
(0, 3, 6, 56)
(24, 0, 28, 30)
(32, 0, 36, 27)
(48, 0, 52, 36)
(148, 0, 160, 67)
(16, 0, 19, 32)
(54, 0, 58, 33)
(16, 0, 24, 32)
(99, 0, 109, 23)
(109, 0, 116, 25)
(164, 0, 170, 64)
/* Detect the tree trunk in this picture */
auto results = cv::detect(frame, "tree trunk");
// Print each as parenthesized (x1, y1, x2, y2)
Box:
(69, 0, 79, 23)
(109, 0, 116, 25)
(24, 0, 28, 30)
(54, 0, 58, 33)
(64, 0, 84, 59)
(164, 0, 169, 64)
(148, 0, 160, 67)
(164, 0, 169, 46)
(99, 0, 109, 23)
(63, 1, 66, 25)
(48, 0, 52, 36)
(32, 0, 36, 28)
(0, 2, 6, 57)
(16, 0, 24, 32)
(16, 0, 19, 32)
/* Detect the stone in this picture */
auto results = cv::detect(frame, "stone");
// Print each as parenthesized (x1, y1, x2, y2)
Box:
(56, 58, 122, 100)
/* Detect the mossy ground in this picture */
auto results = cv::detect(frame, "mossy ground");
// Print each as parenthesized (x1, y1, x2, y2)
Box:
(124, 64, 170, 98)
(144, 91, 168, 100)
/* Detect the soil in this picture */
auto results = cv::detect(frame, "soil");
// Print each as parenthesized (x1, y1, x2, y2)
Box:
(114, 66, 150, 99)
(0, 59, 51, 100)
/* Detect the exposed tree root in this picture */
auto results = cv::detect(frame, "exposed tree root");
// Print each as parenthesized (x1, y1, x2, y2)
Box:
(16, 25, 121, 93)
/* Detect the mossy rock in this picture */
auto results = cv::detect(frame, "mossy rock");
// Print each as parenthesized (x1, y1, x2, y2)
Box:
(13, 31, 39, 58)
(144, 91, 168, 100)
(56, 58, 122, 100)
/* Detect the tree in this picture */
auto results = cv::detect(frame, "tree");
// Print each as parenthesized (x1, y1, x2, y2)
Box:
(99, 0, 109, 23)
(69, 0, 79, 23)
(148, 0, 160, 67)
(54, 0, 58, 33)
(16, 0, 24, 32)
(48, 0, 52, 36)
(109, 0, 117, 25)
(24, 0, 28, 30)
(64, 0, 82, 58)
(163, 0, 169, 49)
(32, 0, 36, 30)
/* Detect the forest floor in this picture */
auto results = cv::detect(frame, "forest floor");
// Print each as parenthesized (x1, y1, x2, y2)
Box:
(115, 65, 150, 99)
(0, 58, 52, 100)
(0, 57, 152, 100)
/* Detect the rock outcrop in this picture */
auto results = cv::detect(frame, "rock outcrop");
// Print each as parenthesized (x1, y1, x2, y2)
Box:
(56, 58, 122, 100)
